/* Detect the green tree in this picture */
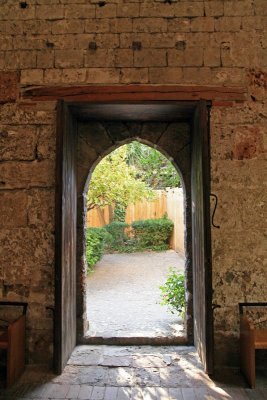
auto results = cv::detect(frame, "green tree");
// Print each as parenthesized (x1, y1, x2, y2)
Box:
(126, 141, 180, 189)
(87, 146, 154, 225)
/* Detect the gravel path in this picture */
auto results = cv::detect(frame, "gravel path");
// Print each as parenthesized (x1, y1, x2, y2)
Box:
(86, 250, 185, 340)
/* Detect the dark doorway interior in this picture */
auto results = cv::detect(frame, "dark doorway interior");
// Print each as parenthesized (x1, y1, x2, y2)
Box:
(55, 99, 213, 375)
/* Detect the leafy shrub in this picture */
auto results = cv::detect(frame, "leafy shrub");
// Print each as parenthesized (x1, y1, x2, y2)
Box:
(131, 216, 173, 249)
(86, 227, 107, 273)
(104, 221, 129, 251)
(112, 204, 126, 223)
(159, 268, 185, 317)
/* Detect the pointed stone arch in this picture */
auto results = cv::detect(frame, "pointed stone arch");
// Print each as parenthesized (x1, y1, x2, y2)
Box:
(76, 120, 193, 344)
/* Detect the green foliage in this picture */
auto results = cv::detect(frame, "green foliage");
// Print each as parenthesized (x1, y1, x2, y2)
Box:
(159, 269, 186, 317)
(126, 141, 180, 189)
(103, 217, 173, 253)
(87, 146, 154, 218)
(112, 204, 126, 223)
(131, 216, 174, 249)
(86, 227, 107, 273)
(104, 221, 129, 251)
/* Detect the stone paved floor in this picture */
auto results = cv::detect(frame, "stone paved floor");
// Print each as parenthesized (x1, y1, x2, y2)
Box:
(1, 345, 267, 400)
(86, 251, 185, 340)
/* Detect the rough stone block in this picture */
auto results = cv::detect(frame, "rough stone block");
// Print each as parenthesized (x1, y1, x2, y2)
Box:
(204, 47, 221, 67)
(0, 227, 54, 269)
(119, 33, 150, 49)
(12, 36, 46, 51)
(232, 125, 264, 160)
(248, 69, 267, 101)
(0, 160, 55, 189)
(167, 18, 191, 32)
(117, 3, 139, 18)
(96, 3, 116, 18)
(190, 17, 214, 32)
(85, 18, 110, 33)
(0, 36, 12, 51)
(44, 69, 63, 84)
(241, 16, 267, 31)
(157, 123, 190, 159)
(0, 103, 56, 125)
(55, 50, 84, 68)
(0, 2, 35, 20)
(120, 68, 149, 84)
(5, 50, 37, 70)
(182, 67, 212, 84)
(0, 52, 4, 70)
(204, 1, 224, 16)
(51, 19, 85, 35)
(210, 67, 246, 85)
(36, 5, 64, 20)
(149, 33, 178, 49)
(0, 191, 27, 228)
(174, 1, 204, 17)
(224, 0, 254, 16)
(3, 51, 20, 71)
(101, 122, 129, 144)
(110, 18, 133, 33)
(133, 18, 167, 33)
(37, 125, 56, 161)
(27, 188, 55, 229)
(211, 159, 267, 190)
(221, 44, 257, 68)
(139, 123, 169, 144)
(149, 67, 183, 83)
(115, 49, 133, 67)
(95, 33, 119, 49)
(168, 49, 186, 67)
(65, 4, 95, 19)
(22, 19, 52, 35)
(184, 47, 203, 66)
(37, 50, 54, 69)
(0, 72, 18, 103)
(78, 122, 113, 155)
(85, 68, 120, 83)
(134, 49, 167, 67)
(140, 3, 175, 18)
(215, 17, 242, 32)
(0, 21, 22, 35)
(255, 0, 267, 15)
(62, 68, 87, 84)
(0, 125, 37, 161)
(21, 69, 44, 85)
(84, 49, 115, 68)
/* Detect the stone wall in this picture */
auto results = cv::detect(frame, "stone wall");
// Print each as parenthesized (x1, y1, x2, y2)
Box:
(0, 0, 266, 367)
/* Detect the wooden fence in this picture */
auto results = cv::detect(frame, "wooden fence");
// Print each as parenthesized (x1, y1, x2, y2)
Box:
(87, 188, 185, 254)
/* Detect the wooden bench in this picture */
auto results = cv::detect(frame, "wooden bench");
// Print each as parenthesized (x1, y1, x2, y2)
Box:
(239, 302, 267, 388)
(0, 302, 27, 388)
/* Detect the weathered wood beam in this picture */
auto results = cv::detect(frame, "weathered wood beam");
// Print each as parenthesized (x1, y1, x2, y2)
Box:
(21, 85, 247, 102)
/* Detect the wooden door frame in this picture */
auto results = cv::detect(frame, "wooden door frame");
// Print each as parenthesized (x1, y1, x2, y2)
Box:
(55, 98, 212, 373)
(50, 84, 246, 374)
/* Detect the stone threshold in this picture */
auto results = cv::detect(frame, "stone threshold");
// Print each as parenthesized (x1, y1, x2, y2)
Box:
(81, 335, 188, 346)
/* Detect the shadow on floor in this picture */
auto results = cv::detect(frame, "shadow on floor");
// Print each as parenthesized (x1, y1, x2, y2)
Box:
(1, 345, 267, 399)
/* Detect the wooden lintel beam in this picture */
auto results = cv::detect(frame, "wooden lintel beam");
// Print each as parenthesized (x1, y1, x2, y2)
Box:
(21, 85, 247, 102)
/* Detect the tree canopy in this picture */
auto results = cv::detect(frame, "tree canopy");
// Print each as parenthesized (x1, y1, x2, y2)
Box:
(87, 146, 154, 214)
(87, 142, 180, 224)
(126, 141, 180, 189)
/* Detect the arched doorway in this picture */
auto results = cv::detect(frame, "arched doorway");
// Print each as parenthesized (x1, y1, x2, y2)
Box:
(54, 99, 213, 376)
(84, 139, 187, 342)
